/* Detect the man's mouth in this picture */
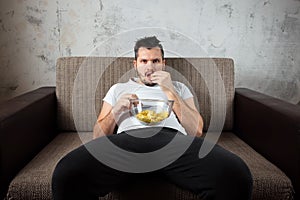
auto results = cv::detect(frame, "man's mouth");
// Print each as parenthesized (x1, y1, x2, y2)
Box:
(143, 71, 157, 86)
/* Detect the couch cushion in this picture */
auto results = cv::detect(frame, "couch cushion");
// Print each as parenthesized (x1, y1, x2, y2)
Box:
(218, 132, 294, 200)
(6, 133, 93, 200)
(56, 57, 234, 132)
(6, 132, 293, 200)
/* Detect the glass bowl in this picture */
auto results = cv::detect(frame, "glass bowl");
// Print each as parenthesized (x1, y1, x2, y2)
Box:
(129, 99, 174, 125)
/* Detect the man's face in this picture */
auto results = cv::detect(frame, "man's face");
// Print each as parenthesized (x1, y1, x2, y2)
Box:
(133, 47, 165, 86)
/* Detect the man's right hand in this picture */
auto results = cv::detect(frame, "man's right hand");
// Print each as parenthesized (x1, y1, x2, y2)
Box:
(93, 93, 138, 138)
(111, 94, 138, 119)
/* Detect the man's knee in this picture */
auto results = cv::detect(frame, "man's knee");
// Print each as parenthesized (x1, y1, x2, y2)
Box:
(218, 155, 253, 199)
(52, 153, 79, 192)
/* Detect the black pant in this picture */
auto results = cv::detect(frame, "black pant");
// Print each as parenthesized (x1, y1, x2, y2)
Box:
(52, 127, 253, 200)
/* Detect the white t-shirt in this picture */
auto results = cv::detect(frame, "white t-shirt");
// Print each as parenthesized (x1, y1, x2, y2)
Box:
(103, 78, 193, 135)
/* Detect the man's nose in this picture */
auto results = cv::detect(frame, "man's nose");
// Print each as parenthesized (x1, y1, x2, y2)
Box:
(145, 61, 155, 68)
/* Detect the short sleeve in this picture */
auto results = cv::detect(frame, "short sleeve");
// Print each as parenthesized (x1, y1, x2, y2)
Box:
(174, 82, 193, 100)
(102, 84, 118, 106)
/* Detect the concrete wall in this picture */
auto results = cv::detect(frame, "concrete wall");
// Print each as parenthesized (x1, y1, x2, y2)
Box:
(0, 0, 299, 104)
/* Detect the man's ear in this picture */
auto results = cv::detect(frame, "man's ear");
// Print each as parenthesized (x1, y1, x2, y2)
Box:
(133, 60, 137, 70)
(162, 59, 166, 70)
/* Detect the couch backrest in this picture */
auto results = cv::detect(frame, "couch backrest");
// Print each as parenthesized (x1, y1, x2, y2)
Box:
(56, 57, 234, 132)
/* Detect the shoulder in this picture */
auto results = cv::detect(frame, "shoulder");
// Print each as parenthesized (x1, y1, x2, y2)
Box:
(172, 81, 188, 90)
(172, 81, 193, 99)
(109, 80, 133, 90)
(106, 80, 138, 96)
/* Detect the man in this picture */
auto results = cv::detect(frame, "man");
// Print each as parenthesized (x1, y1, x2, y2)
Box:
(52, 36, 253, 200)
(93, 36, 203, 138)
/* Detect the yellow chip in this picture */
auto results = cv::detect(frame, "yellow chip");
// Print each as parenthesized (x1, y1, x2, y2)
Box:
(136, 110, 169, 123)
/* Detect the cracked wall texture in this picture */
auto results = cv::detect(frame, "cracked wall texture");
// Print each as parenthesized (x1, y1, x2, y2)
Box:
(0, 0, 299, 104)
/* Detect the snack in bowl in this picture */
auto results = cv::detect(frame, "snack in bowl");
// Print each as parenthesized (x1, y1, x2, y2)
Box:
(136, 110, 169, 123)
(130, 99, 174, 125)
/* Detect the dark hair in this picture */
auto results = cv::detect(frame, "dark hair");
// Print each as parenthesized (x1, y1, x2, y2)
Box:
(134, 36, 164, 60)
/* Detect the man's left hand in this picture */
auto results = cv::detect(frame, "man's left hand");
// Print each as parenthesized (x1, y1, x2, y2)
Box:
(150, 71, 175, 93)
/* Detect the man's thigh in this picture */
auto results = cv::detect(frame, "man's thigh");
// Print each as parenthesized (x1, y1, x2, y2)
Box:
(161, 136, 252, 199)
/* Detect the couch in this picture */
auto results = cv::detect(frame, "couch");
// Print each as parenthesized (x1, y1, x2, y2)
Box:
(1, 57, 299, 200)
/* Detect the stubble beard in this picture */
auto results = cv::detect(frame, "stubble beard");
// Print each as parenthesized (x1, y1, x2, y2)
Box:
(136, 71, 157, 87)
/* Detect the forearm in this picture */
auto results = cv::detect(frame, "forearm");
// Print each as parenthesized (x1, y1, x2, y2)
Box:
(175, 102, 203, 137)
(93, 111, 116, 138)
(167, 92, 203, 137)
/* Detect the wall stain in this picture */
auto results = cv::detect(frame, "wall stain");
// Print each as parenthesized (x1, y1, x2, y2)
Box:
(94, 19, 99, 29)
(249, 12, 255, 29)
(5, 10, 14, 17)
(263, 1, 271, 6)
(65, 47, 72, 56)
(9, 85, 19, 91)
(295, 6, 300, 15)
(221, 4, 233, 18)
(169, 32, 181, 40)
(99, 0, 104, 11)
(93, 0, 105, 46)
(26, 15, 42, 26)
(37, 54, 51, 65)
(92, 5, 122, 47)
(280, 12, 299, 33)
(0, 19, 7, 32)
(93, 37, 98, 48)
(56, 2, 62, 54)
(101, 5, 122, 35)
(56, 1, 68, 55)
(37, 54, 56, 72)
(26, 6, 46, 13)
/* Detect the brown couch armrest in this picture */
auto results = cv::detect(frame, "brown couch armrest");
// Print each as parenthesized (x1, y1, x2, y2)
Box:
(234, 88, 300, 198)
(0, 87, 57, 199)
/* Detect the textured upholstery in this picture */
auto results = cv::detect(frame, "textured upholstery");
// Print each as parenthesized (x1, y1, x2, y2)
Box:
(0, 87, 57, 199)
(6, 57, 295, 200)
(6, 132, 293, 200)
(56, 57, 234, 132)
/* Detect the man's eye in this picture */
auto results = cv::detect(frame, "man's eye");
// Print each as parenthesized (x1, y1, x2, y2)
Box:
(141, 60, 147, 64)
(153, 59, 160, 63)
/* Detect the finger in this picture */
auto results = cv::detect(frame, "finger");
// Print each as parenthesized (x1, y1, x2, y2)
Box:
(128, 94, 139, 109)
(153, 71, 167, 76)
(123, 94, 136, 100)
(150, 79, 159, 84)
(151, 76, 161, 82)
(151, 72, 158, 78)
(128, 94, 138, 103)
(131, 94, 138, 99)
